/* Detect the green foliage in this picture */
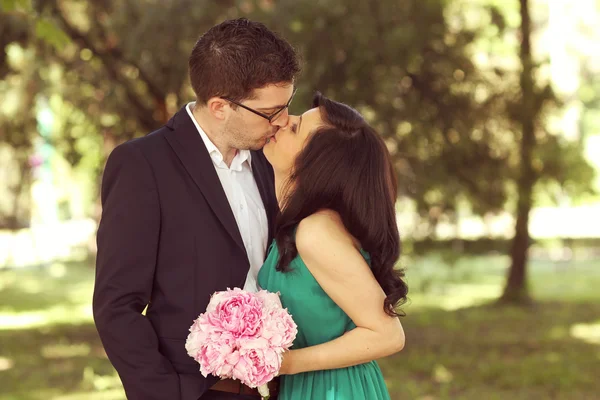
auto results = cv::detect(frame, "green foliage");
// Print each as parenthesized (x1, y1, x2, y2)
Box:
(0, 0, 597, 230)
(0, 0, 30, 12)
(1, 0, 70, 50)
(272, 1, 512, 219)
(34, 18, 69, 50)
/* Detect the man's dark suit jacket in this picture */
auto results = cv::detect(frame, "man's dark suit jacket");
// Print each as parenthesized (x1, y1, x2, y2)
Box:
(93, 106, 278, 400)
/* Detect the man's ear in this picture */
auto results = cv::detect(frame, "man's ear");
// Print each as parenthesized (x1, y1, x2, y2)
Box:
(206, 97, 229, 121)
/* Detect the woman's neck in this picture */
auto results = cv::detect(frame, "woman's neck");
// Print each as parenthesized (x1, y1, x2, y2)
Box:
(274, 171, 291, 209)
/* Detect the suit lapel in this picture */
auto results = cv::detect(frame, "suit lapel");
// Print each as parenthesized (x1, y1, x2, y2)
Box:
(164, 106, 246, 255)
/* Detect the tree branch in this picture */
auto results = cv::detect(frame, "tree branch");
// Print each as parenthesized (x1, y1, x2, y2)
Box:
(48, 0, 158, 131)
(88, 2, 165, 103)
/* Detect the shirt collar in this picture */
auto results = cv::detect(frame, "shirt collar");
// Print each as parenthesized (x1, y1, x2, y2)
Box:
(186, 102, 252, 171)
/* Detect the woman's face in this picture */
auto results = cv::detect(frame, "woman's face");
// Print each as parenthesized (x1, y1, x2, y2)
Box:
(263, 107, 324, 174)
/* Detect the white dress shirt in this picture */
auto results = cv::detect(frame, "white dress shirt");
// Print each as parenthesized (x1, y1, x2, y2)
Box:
(186, 103, 269, 292)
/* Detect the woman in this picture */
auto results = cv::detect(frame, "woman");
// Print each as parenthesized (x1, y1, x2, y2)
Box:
(258, 92, 408, 399)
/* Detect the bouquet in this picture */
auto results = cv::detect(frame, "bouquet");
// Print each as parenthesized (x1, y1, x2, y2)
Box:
(185, 288, 297, 399)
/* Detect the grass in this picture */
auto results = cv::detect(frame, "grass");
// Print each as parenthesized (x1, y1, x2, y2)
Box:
(380, 302, 600, 400)
(0, 260, 124, 400)
(0, 255, 599, 400)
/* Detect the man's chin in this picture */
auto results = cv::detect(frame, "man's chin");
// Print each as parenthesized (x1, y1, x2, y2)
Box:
(248, 141, 267, 151)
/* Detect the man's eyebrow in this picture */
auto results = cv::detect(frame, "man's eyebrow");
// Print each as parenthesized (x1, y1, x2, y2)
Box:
(256, 88, 296, 112)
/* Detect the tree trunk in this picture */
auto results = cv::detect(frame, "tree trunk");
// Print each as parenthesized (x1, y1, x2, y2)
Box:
(8, 154, 32, 230)
(500, 0, 537, 304)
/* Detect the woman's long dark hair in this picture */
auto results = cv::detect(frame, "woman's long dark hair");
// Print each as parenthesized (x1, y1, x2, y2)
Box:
(274, 92, 408, 317)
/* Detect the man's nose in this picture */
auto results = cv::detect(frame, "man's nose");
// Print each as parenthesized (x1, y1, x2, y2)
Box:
(271, 109, 290, 127)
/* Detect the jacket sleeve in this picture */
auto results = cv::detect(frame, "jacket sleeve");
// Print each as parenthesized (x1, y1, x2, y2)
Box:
(93, 142, 180, 400)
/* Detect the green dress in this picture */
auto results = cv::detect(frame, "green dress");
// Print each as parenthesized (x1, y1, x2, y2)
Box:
(257, 240, 391, 400)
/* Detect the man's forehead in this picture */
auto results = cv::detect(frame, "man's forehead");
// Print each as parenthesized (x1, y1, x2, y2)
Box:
(249, 84, 294, 104)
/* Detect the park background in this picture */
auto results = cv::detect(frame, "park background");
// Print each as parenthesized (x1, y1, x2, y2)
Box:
(1, 0, 600, 399)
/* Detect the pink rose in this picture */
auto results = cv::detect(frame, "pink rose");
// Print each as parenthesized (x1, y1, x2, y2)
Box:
(232, 338, 280, 388)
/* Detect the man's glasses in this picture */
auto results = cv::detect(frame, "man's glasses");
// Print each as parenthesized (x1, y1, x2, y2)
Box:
(222, 88, 297, 123)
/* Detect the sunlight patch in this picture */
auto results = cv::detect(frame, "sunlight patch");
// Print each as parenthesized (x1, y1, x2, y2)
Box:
(0, 356, 14, 371)
(0, 313, 48, 329)
(41, 343, 91, 359)
(433, 364, 453, 383)
(49, 262, 67, 278)
(0, 305, 93, 330)
(570, 321, 600, 345)
(409, 283, 501, 310)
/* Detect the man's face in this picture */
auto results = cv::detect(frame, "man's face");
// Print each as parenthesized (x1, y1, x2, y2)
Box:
(222, 83, 296, 151)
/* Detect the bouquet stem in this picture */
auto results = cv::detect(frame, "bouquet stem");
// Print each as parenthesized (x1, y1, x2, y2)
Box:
(258, 383, 270, 399)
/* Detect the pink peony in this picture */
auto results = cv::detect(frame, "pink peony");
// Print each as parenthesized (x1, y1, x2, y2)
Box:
(186, 288, 298, 398)
(254, 290, 283, 310)
(206, 288, 264, 339)
(196, 341, 232, 377)
(232, 338, 281, 388)
(262, 308, 298, 349)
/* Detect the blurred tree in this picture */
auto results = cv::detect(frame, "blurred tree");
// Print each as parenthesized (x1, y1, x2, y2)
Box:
(38, 0, 516, 228)
(500, 0, 537, 303)
(269, 0, 512, 228)
(498, 0, 595, 304)
(0, 0, 595, 298)
(0, 0, 71, 228)
(41, 0, 230, 135)
(0, 6, 41, 228)
(33, 0, 236, 220)
(1, 0, 69, 49)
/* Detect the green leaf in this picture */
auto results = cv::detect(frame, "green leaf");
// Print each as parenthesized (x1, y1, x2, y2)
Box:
(0, 0, 30, 12)
(35, 19, 70, 50)
(0, 0, 17, 11)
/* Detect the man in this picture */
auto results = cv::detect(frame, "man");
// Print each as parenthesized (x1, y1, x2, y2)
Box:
(93, 18, 300, 400)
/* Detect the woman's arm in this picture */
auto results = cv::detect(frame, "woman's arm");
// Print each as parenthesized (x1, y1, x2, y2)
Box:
(279, 210, 405, 375)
